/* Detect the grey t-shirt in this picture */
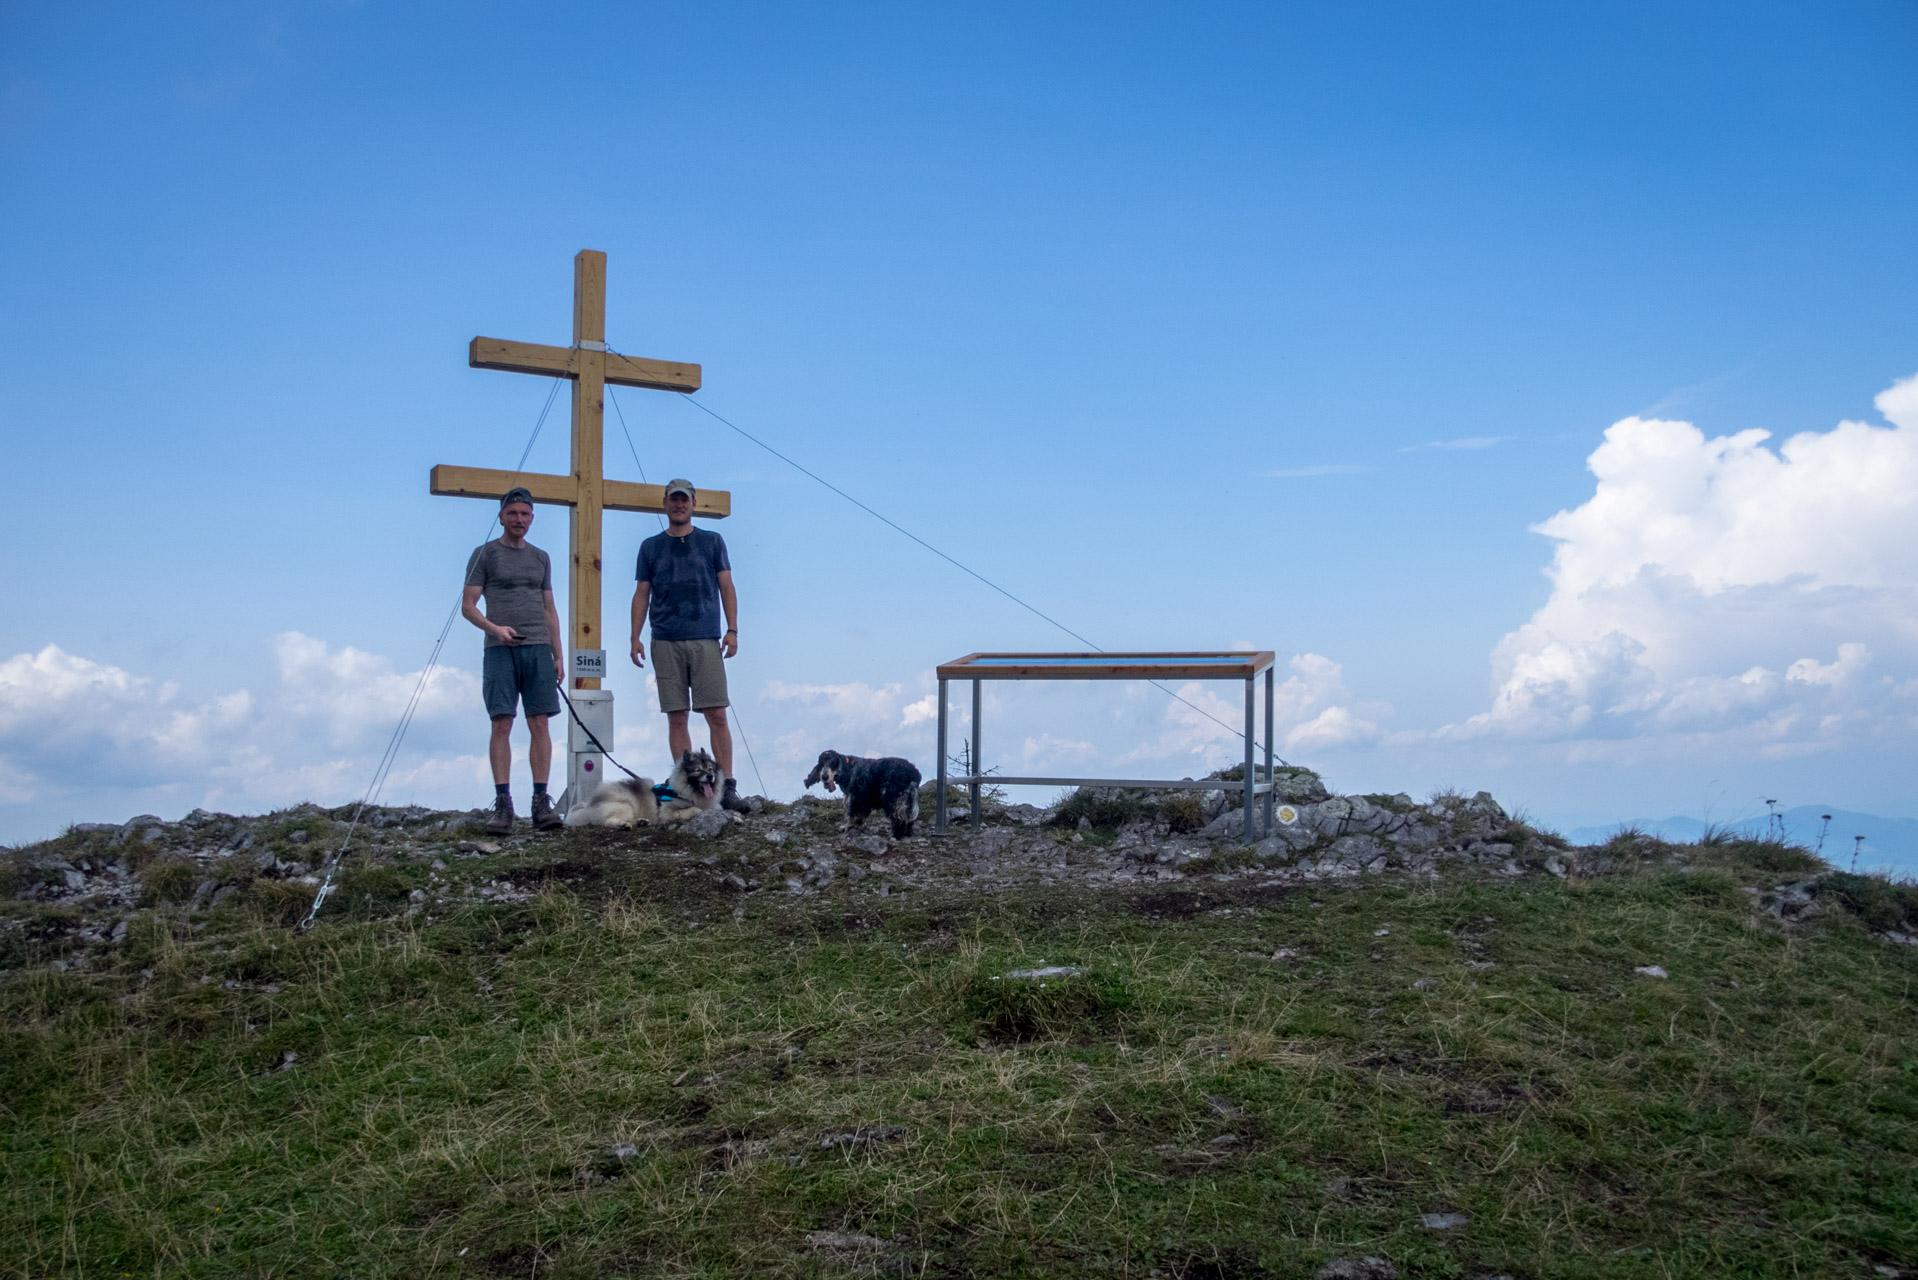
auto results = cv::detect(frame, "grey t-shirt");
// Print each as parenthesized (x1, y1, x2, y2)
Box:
(465, 539, 554, 648)
(636, 528, 731, 642)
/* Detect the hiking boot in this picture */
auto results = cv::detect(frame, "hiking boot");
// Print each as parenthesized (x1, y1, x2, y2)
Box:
(485, 795, 515, 835)
(720, 778, 752, 813)
(531, 792, 562, 831)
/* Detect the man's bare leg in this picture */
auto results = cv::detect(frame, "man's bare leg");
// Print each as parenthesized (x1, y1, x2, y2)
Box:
(666, 709, 692, 763)
(489, 715, 515, 783)
(527, 715, 552, 785)
(701, 706, 735, 780)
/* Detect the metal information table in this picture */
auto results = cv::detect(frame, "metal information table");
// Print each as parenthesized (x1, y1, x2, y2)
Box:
(933, 652, 1279, 838)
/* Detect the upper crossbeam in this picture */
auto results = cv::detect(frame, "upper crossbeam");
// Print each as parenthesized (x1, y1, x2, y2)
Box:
(468, 337, 701, 393)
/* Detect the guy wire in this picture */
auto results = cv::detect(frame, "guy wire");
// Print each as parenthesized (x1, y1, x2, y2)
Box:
(302, 376, 567, 930)
(607, 352, 1285, 766)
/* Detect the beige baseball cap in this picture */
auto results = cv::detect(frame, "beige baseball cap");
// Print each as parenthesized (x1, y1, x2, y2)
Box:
(663, 478, 696, 499)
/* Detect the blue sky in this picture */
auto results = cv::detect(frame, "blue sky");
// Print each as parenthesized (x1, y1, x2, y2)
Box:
(2, 1, 1915, 846)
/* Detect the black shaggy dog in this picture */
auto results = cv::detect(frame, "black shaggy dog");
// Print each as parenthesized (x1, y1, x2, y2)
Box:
(805, 750, 922, 838)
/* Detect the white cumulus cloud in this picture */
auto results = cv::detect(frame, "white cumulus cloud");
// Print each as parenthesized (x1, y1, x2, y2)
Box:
(1447, 370, 1918, 757)
(0, 634, 486, 837)
(1119, 654, 1389, 765)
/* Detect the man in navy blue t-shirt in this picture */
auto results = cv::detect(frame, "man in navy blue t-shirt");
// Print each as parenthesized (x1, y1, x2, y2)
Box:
(630, 478, 750, 811)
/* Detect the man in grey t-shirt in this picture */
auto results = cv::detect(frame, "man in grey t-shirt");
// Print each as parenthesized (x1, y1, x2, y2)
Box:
(462, 488, 564, 833)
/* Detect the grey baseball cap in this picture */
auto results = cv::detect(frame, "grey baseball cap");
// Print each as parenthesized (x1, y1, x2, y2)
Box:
(500, 487, 535, 510)
(663, 478, 696, 499)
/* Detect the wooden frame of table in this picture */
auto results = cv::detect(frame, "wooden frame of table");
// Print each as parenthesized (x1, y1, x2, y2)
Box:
(931, 652, 1280, 839)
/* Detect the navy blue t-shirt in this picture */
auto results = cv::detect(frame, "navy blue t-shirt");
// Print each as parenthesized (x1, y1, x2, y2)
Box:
(636, 528, 731, 642)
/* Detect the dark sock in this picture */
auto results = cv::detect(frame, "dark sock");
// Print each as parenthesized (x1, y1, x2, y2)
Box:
(532, 782, 548, 797)
(495, 783, 510, 799)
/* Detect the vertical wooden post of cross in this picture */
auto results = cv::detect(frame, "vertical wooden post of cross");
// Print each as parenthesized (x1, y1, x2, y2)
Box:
(569, 251, 608, 691)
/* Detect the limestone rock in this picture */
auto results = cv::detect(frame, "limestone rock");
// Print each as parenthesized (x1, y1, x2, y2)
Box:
(1269, 767, 1332, 803)
(839, 831, 890, 858)
(1199, 809, 1251, 840)
(819, 1124, 907, 1149)
(806, 1230, 890, 1252)
(1394, 821, 1441, 849)
(115, 817, 165, 845)
(1315, 1259, 1397, 1280)
(1764, 878, 1822, 923)
(684, 808, 740, 839)
(1466, 791, 1506, 821)
(1329, 834, 1384, 867)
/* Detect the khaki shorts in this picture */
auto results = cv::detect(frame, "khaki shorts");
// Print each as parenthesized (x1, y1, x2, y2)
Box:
(653, 638, 729, 712)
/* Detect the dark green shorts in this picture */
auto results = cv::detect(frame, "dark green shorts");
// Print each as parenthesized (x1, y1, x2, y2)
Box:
(483, 644, 560, 719)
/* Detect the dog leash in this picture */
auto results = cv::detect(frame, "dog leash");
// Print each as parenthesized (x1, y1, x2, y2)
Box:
(553, 678, 646, 783)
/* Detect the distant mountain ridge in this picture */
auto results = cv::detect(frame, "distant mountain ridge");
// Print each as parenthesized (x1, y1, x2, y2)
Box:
(1564, 805, 1918, 878)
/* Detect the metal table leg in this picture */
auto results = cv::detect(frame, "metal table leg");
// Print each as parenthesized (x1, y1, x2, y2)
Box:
(1242, 676, 1256, 840)
(1263, 666, 1275, 834)
(936, 678, 948, 833)
(970, 678, 982, 830)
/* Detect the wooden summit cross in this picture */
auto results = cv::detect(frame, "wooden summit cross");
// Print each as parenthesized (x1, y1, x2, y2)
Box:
(431, 249, 730, 690)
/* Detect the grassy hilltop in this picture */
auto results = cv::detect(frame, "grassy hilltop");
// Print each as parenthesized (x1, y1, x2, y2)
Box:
(2, 782, 1916, 1279)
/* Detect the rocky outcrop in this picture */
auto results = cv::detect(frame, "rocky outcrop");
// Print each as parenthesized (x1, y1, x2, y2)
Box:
(8, 766, 1896, 978)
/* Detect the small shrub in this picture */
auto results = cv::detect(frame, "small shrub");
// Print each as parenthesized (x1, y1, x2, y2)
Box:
(1670, 867, 1745, 907)
(223, 933, 304, 983)
(248, 880, 318, 927)
(1052, 787, 1211, 833)
(1052, 788, 1151, 831)
(1705, 839, 1823, 874)
(140, 858, 203, 906)
(1600, 827, 1666, 862)
(1161, 795, 1205, 834)
(336, 865, 412, 918)
(118, 837, 164, 873)
(960, 967, 1130, 1041)
(1819, 872, 1918, 934)
(117, 913, 177, 970)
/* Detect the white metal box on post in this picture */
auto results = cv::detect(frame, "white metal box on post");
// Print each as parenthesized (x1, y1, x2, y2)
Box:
(561, 650, 613, 815)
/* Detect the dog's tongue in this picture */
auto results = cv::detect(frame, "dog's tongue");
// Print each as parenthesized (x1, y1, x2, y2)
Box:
(824, 780, 836, 792)
(699, 781, 714, 798)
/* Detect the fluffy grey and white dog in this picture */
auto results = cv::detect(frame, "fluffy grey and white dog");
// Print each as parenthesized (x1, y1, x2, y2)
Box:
(804, 749, 922, 838)
(564, 749, 723, 828)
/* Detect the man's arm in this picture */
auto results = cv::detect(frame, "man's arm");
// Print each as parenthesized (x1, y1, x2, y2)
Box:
(717, 569, 738, 659)
(462, 584, 518, 643)
(630, 581, 651, 667)
(541, 589, 562, 674)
